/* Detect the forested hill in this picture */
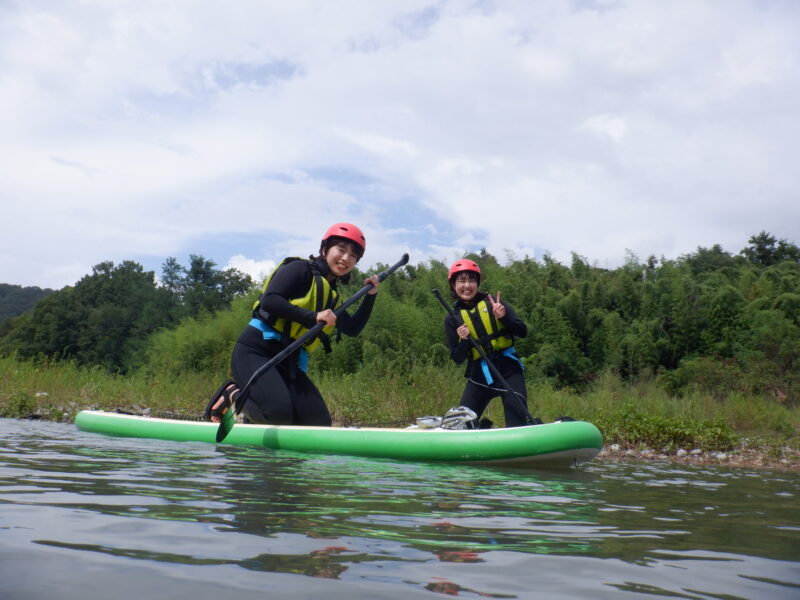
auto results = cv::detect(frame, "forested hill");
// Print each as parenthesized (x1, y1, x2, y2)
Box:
(0, 283, 53, 325)
(0, 257, 253, 371)
(1, 232, 798, 403)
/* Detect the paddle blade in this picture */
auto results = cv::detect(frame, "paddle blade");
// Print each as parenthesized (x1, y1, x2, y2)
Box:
(215, 407, 235, 443)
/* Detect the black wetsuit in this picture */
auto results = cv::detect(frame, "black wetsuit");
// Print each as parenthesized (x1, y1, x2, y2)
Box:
(443, 293, 529, 427)
(233, 256, 375, 426)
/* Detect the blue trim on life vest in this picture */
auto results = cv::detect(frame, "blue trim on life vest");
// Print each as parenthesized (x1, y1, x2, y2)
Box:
(248, 318, 308, 373)
(480, 360, 492, 384)
(480, 347, 522, 385)
(248, 318, 281, 341)
(504, 347, 523, 369)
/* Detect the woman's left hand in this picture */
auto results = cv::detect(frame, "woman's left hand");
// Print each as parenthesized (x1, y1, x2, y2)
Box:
(488, 292, 505, 318)
(365, 274, 380, 295)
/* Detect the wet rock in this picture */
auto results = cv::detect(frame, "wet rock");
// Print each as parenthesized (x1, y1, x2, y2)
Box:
(596, 442, 799, 470)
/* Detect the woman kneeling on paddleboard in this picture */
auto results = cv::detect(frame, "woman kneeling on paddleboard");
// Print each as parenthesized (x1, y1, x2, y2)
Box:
(443, 259, 538, 428)
(206, 223, 379, 426)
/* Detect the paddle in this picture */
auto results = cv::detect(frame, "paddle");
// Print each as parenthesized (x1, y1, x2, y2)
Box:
(431, 288, 536, 426)
(216, 253, 410, 442)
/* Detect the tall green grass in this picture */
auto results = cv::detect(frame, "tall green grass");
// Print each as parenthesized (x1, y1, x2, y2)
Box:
(0, 354, 215, 420)
(1, 354, 797, 453)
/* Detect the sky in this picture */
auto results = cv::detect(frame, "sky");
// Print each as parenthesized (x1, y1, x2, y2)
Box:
(2, 0, 799, 290)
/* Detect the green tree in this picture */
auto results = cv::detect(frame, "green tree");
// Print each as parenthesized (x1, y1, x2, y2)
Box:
(620, 318, 659, 377)
(0, 261, 173, 371)
(700, 284, 746, 357)
(0, 283, 54, 326)
(741, 231, 800, 266)
(161, 255, 254, 319)
(683, 244, 740, 274)
(586, 308, 625, 372)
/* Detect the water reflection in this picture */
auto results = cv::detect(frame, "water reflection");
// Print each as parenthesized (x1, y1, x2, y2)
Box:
(590, 461, 800, 563)
(1, 419, 799, 599)
(207, 444, 605, 562)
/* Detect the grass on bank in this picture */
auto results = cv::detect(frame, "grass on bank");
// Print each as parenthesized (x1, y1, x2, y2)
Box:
(1, 355, 798, 456)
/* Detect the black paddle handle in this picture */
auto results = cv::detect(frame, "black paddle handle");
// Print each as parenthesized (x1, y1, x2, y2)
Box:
(431, 288, 534, 424)
(233, 253, 410, 413)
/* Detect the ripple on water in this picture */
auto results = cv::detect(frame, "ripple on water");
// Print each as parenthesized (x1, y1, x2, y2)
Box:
(1, 418, 799, 600)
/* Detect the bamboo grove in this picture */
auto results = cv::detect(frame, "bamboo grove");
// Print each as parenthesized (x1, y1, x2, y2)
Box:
(1, 232, 799, 408)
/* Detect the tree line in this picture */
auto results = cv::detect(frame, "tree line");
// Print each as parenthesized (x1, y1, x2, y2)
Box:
(0, 256, 252, 371)
(0, 283, 53, 325)
(1, 232, 798, 404)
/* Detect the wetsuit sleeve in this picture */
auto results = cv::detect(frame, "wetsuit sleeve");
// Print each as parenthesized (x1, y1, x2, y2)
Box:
(260, 260, 318, 329)
(444, 314, 471, 365)
(499, 301, 527, 338)
(336, 293, 376, 337)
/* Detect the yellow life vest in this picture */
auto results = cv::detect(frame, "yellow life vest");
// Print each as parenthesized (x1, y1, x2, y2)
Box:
(460, 297, 514, 360)
(252, 258, 340, 352)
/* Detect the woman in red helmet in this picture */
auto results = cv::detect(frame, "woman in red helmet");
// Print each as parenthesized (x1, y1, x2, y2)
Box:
(444, 259, 535, 428)
(206, 223, 379, 426)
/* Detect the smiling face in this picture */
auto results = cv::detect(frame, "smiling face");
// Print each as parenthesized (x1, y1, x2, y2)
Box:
(323, 241, 360, 278)
(450, 271, 479, 302)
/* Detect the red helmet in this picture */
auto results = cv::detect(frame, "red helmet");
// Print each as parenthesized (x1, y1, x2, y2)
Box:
(321, 222, 366, 253)
(448, 259, 481, 282)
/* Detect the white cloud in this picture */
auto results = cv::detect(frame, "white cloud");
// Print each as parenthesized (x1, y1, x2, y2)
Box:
(1, 0, 799, 288)
(581, 114, 627, 143)
(225, 255, 276, 283)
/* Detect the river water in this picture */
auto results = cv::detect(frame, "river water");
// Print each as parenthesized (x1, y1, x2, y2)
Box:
(1, 419, 798, 600)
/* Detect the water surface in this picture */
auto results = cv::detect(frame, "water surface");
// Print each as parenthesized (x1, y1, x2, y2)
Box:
(1, 418, 798, 599)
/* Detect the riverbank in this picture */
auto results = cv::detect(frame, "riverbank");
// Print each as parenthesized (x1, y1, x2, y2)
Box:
(1, 355, 798, 470)
(597, 443, 800, 470)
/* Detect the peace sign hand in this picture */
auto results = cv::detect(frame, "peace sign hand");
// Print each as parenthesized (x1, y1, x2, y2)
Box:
(488, 292, 505, 319)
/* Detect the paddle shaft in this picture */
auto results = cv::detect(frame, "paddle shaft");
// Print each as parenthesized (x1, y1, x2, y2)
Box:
(432, 288, 535, 425)
(232, 253, 410, 415)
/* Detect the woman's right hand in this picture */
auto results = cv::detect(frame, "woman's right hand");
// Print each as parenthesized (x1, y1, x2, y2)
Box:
(316, 309, 337, 327)
(456, 324, 471, 340)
